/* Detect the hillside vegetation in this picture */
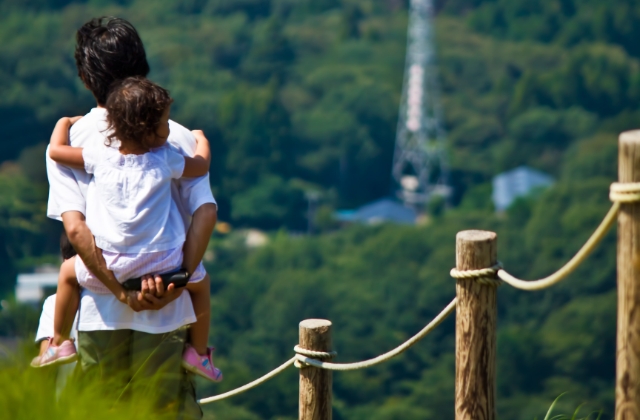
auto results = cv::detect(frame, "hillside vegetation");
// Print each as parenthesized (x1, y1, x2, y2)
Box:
(0, 0, 637, 418)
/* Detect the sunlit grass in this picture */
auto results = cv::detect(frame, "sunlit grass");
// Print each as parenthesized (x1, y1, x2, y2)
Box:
(0, 343, 608, 420)
(537, 394, 603, 420)
(0, 346, 177, 420)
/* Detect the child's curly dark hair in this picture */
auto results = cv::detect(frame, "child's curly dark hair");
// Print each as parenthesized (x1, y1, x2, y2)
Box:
(59, 231, 77, 260)
(105, 76, 173, 150)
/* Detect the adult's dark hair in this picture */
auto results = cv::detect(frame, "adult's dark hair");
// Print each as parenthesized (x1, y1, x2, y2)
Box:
(105, 76, 173, 149)
(75, 17, 150, 105)
(60, 231, 77, 260)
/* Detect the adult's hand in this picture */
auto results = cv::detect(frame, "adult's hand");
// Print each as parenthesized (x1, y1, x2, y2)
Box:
(123, 290, 146, 312)
(139, 273, 167, 297)
(134, 274, 183, 311)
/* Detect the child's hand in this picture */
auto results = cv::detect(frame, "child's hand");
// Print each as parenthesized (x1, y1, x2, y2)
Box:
(192, 130, 209, 143)
(181, 130, 211, 177)
(57, 116, 82, 127)
(49, 117, 86, 167)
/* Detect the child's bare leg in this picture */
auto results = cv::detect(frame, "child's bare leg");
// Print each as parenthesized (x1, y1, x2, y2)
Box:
(185, 275, 210, 355)
(52, 257, 80, 346)
(39, 339, 49, 356)
(181, 204, 215, 354)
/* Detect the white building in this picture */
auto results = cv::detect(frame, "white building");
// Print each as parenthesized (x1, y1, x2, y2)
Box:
(492, 166, 554, 212)
(15, 265, 58, 303)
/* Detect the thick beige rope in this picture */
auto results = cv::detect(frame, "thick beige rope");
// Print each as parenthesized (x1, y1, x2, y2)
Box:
(199, 299, 456, 402)
(451, 183, 640, 291)
(497, 202, 618, 290)
(294, 346, 337, 368)
(198, 357, 296, 404)
(610, 182, 640, 202)
(450, 263, 503, 287)
(294, 298, 456, 371)
(482, 182, 640, 291)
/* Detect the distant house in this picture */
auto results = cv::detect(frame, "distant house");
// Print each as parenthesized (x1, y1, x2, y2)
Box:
(15, 266, 58, 304)
(336, 198, 417, 225)
(492, 166, 554, 212)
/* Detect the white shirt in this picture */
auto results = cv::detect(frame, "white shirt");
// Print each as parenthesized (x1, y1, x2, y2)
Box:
(83, 145, 186, 253)
(36, 290, 198, 336)
(46, 107, 216, 334)
(36, 295, 77, 342)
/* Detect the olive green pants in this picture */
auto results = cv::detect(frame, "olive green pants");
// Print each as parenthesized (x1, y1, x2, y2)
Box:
(74, 328, 202, 420)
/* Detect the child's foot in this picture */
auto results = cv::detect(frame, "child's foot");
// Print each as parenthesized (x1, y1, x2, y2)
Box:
(31, 338, 77, 368)
(181, 344, 223, 382)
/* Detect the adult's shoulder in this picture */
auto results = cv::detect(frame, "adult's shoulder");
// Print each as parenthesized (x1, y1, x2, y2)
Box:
(69, 108, 109, 148)
(167, 119, 196, 156)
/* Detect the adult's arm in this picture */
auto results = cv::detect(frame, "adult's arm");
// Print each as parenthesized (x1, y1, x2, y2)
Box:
(182, 203, 217, 274)
(140, 190, 216, 299)
(179, 130, 217, 274)
(61, 211, 178, 312)
(165, 125, 218, 275)
(140, 203, 215, 302)
(61, 212, 128, 303)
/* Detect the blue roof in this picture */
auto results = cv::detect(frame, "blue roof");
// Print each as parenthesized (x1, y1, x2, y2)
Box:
(336, 198, 417, 225)
(492, 166, 554, 211)
(334, 210, 357, 222)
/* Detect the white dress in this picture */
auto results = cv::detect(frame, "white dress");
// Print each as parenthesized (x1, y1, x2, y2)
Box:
(76, 144, 205, 295)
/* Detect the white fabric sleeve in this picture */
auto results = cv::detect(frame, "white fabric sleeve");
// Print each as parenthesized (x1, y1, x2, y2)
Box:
(180, 173, 217, 214)
(35, 294, 78, 343)
(166, 148, 186, 179)
(46, 146, 88, 220)
(35, 295, 56, 342)
(82, 147, 100, 174)
(166, 120, 217, 214)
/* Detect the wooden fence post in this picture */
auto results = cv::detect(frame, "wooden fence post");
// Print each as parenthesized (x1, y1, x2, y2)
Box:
(616, 130, 640, 420)
(455, 230, 497, 420)
(299, 319, 333, 420)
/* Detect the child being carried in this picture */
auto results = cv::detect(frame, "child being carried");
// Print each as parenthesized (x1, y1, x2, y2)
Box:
(32, 76, 222, 382)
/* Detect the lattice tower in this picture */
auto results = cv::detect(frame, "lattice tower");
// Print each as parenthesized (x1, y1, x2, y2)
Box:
(392, 0, 450, 206)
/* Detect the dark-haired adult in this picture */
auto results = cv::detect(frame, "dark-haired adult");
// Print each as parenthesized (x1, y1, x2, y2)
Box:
(45, 17, 215, 419)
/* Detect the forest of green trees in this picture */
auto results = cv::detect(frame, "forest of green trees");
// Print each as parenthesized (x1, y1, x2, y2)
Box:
(1, 0, 639, 418)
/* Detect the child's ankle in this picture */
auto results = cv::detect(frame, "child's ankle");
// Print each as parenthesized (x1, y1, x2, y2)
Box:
(191, 344, 207, 356)
(51, 335, 68, 346)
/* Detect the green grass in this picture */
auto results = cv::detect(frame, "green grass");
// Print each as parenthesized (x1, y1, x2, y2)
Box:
(0, 344, 607, 420)
(537, 394, 603, 420)
(0, 347, 176, 420)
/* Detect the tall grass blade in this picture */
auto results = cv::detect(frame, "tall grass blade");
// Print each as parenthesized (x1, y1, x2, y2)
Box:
(570, 403, 584, 420)
(544, 393, 567, 420)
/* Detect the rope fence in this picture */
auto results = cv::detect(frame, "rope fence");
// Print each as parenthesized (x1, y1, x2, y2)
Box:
(196, 139, 640, 420)
(199, 299, 457, 403)
(294, 298, 457, 371)
(198, 357, 296, 404)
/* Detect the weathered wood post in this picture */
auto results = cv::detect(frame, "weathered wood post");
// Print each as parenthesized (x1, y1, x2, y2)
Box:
(616, 130, 640, 419)
(299, 319, 333, 420)
(455, 230, 498, 420)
